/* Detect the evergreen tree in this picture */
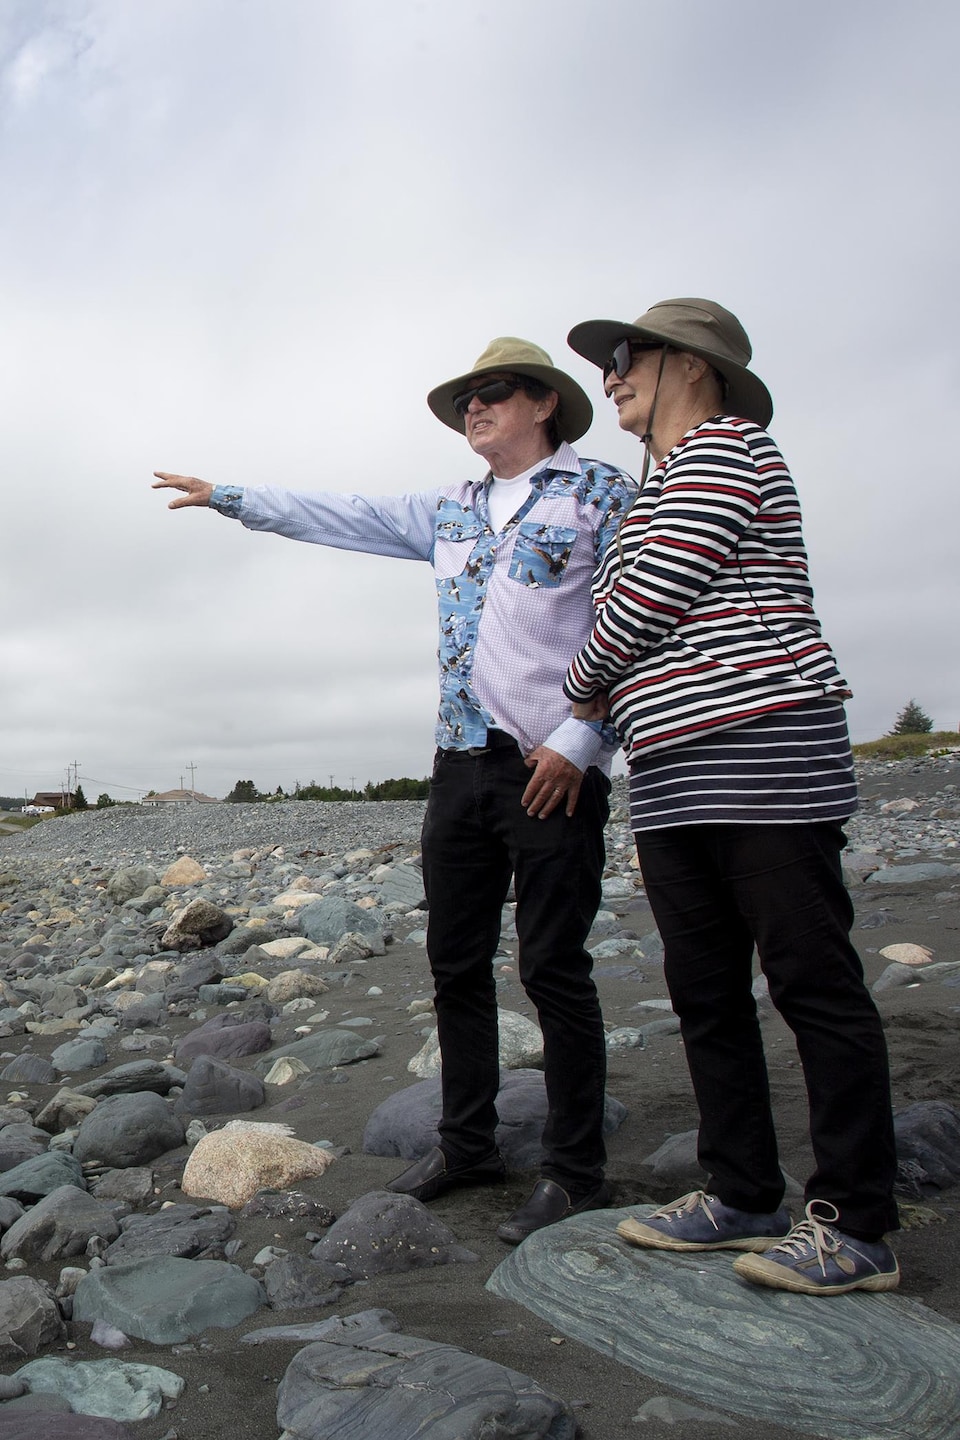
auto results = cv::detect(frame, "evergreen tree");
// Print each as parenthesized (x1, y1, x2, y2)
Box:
(73, 784, 88, 810)
(225, 780, 261, 803)
(96, 793, 115, 808)
(889, 699, 933, 735)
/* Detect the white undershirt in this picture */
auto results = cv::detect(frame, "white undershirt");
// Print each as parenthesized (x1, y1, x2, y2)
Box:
(487, 457, 548, 533)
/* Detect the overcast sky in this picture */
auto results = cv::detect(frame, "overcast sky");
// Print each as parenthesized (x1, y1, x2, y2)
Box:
(1, 0, 957, 802)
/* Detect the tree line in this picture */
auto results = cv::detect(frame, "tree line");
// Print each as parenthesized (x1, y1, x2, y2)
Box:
(224, 777, 430, 803)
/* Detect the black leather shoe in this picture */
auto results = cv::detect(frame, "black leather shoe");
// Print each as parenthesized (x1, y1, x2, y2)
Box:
(386, 1145, 506, 1203)
(496, 1178, 612, 1245)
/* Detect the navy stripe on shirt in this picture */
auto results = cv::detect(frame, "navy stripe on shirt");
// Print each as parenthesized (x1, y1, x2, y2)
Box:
(628, 699, 857, 831)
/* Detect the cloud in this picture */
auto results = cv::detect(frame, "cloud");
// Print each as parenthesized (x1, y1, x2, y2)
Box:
(0, 0, 957, 800)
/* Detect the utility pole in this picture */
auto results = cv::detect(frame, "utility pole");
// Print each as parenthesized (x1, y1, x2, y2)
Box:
(186, 762, 197, 793)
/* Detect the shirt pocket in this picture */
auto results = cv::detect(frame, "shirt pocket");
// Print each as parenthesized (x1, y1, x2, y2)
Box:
(508, 522, 579, 588)
(434, 501, 484, 579)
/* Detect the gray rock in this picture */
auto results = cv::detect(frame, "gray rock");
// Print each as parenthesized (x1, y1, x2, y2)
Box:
(298, 896, 383, 945)
(160, 898, 233, 952)
(408, 1009, 543, 1079)
(894, 1101, 960, 1194)
(114, 992, 164, 1029)
(376, 864, 426, 909)
(0, 1054, 58, 1084)
(12, 1357, 184, 1422)
(873, 962, 917, 994)
(174, 1055, 265, 1117)
(243, 1305, 400, 1347)
(72, 1256, 265, 1343)
(866, 862, 960, 884)
(103, 1203, 235, 1262)
(73, 1093, 185, 1169)
(634, 1395, 737, 1426)
(240, 1190, 336, 1226)
(0, 1197, 25, 1231)
(90, 1169, 155, 1208)
(0, 1123, 49, 1172)
(0, 1276, 66, 1361)
(275, 1310, 575, 1440)
(74, 1060, 179, 1099)
(0, 1418, 134, 1439)
(488, 1205, 960, 1439)
(254, 1029, 379, 1074)
(0, 1184, 120, 1263)
(107, 866, 158, 904)
(174, 952, 226, 989)
(261, 1253, 344, 1309)
(122, 884, 167, 915)
(0, 1152, 85, 1203)
(175, 1018, 272, 1063)
(605, 1026, 646, 1051)
(363, 1071, 627, 1171)
(309, 1191, 477, 1280)
(34, 1090, 98, 1135)
(638, 1129, 705, 1190)
(50, 1038, 110, 1074)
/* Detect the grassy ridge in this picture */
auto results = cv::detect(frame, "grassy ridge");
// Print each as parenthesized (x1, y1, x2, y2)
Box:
(852, 731, 959, 760)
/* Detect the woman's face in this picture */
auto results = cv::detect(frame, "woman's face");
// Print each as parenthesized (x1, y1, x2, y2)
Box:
(604, 345, 669, 437)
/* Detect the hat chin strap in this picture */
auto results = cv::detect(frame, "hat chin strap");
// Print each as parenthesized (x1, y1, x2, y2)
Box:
(613, 345, 670, 577)
(637, 344, 670, 487)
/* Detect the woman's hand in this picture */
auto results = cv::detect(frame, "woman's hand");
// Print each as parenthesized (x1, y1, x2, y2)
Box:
(571, 695, 610, 722)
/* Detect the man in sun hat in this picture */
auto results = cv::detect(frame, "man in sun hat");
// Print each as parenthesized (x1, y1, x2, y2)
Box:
(153, 336, 635, 1243)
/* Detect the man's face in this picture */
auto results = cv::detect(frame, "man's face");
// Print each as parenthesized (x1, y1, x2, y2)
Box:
(461, 373, 552, 464)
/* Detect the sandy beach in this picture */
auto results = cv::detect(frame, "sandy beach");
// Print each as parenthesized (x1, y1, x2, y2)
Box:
(0, 759, 958, 1439)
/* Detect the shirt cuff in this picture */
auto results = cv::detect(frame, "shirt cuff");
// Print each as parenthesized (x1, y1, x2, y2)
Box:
(543, 716, 610, 772)
(210, 484, 244, 518)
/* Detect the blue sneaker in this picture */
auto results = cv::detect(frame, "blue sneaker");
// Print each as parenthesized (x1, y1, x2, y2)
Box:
(617, 1190, 791, 1252)
(733, 1200, 900, 1294)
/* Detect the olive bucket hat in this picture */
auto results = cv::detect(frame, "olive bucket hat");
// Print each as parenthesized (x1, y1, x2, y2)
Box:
(427, 336, 593, 442)
(567, 298, 773, 428)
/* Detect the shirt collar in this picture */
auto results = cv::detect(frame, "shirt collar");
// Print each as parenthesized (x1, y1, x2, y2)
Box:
(473, 442, 582, 496)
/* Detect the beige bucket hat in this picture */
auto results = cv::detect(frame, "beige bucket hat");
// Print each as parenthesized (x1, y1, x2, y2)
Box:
(567, 298, 773, 427)
(428, 336, 593, 442)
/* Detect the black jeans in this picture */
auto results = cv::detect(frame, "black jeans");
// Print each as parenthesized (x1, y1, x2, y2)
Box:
(635, 821, 899, 1236)
(421, 738, 610, 1192)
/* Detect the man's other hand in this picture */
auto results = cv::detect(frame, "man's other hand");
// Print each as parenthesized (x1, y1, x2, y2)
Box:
(522, 747, 583, 819)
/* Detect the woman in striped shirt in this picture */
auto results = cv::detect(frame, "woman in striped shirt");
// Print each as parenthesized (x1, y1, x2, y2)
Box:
(563, 299, 900, 1295)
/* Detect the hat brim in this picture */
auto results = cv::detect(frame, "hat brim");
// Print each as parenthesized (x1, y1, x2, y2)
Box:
(567, 318, 773, 428)
(428, 361, 593, 443)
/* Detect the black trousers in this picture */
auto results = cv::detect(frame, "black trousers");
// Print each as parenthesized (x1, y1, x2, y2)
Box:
(421, 739, 610, 1191)
(635, 820, 899, 1236)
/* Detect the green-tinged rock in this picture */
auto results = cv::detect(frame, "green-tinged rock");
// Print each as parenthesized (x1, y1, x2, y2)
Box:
(14, 1357, 184, 1421)
(487, 1205, 960, 1440)
(72, 1256, 265, 1343)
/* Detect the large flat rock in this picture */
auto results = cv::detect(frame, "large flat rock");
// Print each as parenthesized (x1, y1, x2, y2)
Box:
(487, 1205, 960, 1439)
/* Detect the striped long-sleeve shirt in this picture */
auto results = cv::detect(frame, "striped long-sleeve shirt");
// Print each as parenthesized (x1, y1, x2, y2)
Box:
(563, 417, 850, 763)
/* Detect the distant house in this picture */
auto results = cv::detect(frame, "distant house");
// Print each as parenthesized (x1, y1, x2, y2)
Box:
(141, 789, 221, 807)
(24, 791, 73, 813)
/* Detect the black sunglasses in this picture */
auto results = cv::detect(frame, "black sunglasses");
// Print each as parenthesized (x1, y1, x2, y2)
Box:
(452, 377, 523, 417)
(603, 340, 665, 381)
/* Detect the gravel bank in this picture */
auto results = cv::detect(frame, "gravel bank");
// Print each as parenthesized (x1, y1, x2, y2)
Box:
(1, 754, 958, 869)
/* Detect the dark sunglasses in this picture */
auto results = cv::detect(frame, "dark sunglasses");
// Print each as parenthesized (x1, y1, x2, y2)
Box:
(603, 340, 665, 381)
(452, 377, 523, 416)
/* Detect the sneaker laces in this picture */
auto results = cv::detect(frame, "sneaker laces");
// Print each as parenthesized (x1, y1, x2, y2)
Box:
(769, 1200, 842, 1274)
(650, 1190, 720, 1230)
